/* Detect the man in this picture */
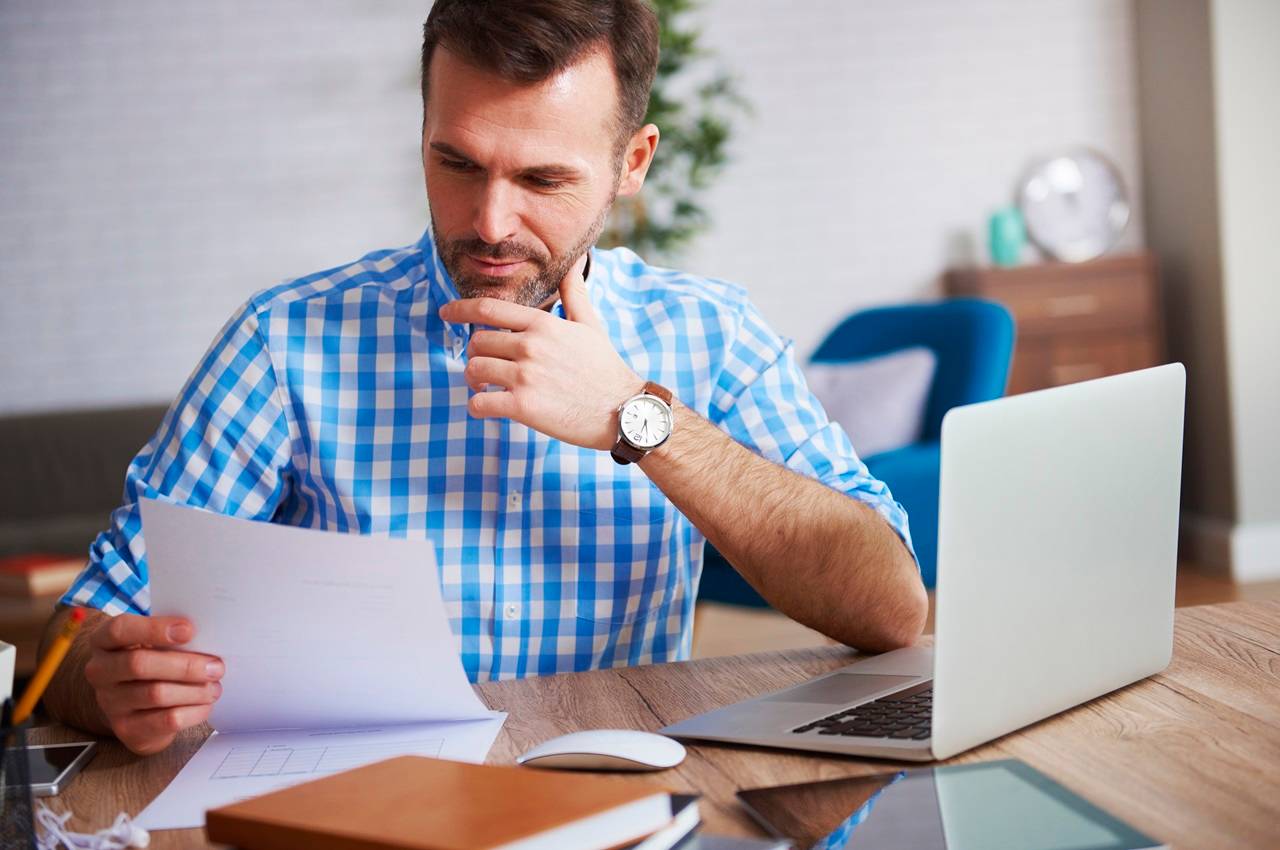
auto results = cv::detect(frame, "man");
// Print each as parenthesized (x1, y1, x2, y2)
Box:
(43, 0, 926, 756)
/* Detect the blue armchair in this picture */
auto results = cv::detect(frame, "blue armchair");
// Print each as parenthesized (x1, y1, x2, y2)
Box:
(699, 297, 1014, 603)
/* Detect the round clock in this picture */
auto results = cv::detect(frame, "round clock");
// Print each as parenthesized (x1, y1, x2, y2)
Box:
(1016, 148, 1130, 263)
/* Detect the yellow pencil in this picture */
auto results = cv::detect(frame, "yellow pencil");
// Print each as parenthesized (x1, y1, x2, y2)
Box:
(13, 607, 87, 725)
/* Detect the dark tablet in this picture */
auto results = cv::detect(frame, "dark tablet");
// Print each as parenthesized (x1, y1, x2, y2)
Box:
(737, 758, 1164, 850)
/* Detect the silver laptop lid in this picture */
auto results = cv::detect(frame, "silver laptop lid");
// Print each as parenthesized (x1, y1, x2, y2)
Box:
(931, 364, 1185, 760)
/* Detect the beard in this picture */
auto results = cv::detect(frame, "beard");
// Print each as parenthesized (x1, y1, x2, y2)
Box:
(432, 193, 615, 309)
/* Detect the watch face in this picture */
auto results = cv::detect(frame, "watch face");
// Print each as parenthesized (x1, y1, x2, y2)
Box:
(621, 395, 672, 449)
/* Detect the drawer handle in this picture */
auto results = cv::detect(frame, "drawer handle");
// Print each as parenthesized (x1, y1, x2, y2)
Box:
(1052, 363, 1105, 384)
(1046, 294, 1102, 317)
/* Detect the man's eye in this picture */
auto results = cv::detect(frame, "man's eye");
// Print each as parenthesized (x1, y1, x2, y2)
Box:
(524, 175, 566, 190)
(439, 157, 476, 172)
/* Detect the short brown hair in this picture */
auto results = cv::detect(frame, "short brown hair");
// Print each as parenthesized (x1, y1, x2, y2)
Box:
(421, 0, 659, 141)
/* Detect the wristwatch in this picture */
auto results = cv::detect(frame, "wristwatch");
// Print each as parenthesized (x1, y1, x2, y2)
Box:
(611, 381, 675, 465)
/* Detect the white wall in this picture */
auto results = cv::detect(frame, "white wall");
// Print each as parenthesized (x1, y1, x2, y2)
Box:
(0, 0, 1144, 414)
(684, 0, 1145, 353)
(1211, 0, 1280, 576)
(0, 1, 429, 414)
(1213, 0, 1280, 530)
(1136, 0, 1280, 580)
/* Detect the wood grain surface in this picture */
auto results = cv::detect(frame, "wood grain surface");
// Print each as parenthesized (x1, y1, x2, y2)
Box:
(25, 599, 1280, 849)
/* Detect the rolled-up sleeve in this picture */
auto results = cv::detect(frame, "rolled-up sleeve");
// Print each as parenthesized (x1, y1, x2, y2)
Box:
(61, 295, 294, 615)
(708, 300, 916, 565)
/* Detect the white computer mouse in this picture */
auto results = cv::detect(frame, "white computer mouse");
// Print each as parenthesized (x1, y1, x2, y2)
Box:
(516, 729, 687, 772)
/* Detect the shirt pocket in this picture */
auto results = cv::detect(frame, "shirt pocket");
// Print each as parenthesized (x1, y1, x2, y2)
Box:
(573, 457, 678, 630)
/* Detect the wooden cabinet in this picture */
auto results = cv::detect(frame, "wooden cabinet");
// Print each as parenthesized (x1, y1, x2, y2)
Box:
(945, 253, 1164, 395)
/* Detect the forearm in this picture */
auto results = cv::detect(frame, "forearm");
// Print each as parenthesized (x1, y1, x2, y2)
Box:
(638, 401, 927, 652)
(39, 607, 112, 735)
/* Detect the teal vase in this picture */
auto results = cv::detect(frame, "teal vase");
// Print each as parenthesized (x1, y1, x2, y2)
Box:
(989, 206, 1026, 267)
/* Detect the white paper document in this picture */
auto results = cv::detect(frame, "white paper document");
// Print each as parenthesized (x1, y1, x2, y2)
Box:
(141, 497, 490, 730)
(136, 498, 504, 830)
(135, 716, 506, 830)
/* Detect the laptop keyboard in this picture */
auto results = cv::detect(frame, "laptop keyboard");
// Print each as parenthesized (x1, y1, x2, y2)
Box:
(790, 680, 933, 740)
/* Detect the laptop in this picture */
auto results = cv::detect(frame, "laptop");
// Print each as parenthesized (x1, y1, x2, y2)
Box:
(662, 363, 1186, 761)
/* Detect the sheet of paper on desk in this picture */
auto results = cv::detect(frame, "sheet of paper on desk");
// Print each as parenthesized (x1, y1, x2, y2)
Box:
(136, 498, 506, 829)
(140, 497, 489, 730)
(135, 714, 507, 830)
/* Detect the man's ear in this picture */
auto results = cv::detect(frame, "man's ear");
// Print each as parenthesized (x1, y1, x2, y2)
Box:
(616, 123, 660, 197)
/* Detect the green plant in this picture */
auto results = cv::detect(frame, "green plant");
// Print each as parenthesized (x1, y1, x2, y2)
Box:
(599, 0, 748, 262)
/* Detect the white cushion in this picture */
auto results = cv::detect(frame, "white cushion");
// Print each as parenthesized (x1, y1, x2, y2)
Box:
(803, 347, 937, 458)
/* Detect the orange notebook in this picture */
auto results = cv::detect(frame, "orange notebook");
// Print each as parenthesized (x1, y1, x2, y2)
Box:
(205, 756, 673, 850)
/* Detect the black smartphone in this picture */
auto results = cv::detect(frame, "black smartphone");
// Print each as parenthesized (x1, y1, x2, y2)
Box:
(3, 741, 97, 797)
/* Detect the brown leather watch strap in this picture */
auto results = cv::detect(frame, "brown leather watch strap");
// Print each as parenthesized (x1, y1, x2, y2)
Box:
(610, 440, 646, 465)
(641, 380, 672, 404)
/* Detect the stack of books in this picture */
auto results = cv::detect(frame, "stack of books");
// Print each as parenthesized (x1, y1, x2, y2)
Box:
(0, 554, 84, 598)
(205, 756, 790, 850)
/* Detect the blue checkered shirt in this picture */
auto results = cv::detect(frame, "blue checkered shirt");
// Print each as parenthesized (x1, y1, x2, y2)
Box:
(63, 227, 914, 682)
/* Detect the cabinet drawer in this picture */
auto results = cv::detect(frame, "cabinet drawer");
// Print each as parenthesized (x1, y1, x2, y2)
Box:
(1008, 334, 1161, 394)
(944, 254, 1160, 338)
(986, 274, 1156, 337)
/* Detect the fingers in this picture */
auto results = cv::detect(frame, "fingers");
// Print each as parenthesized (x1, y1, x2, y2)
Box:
(559, 259, 603, 331)
(464, 357, 519, 392)
(467, 330, 523, 360)
(90, 613, 193, 651)
(114, 703, 215, 756)
(439, 297, 543, 331)
(468, 391, 518, 419)
(100, 680, 222, 714)
(87, 648, 225, 688)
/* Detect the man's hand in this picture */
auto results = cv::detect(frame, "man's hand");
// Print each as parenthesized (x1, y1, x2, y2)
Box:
(82, 614, 224, 755)
(438, 268, 642, 450)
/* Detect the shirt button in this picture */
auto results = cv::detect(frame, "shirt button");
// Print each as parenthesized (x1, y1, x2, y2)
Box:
(504, 603, 520, 620)
(507, 491, 522, 509)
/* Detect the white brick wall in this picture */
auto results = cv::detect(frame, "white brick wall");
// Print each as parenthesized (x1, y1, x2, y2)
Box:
(0, 1, 429, 414)
(685, 0, 1144, 352)
(0, 0, 1143, 414)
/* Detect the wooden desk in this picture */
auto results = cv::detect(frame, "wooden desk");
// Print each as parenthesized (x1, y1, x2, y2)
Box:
(29, 600, 1280, 848)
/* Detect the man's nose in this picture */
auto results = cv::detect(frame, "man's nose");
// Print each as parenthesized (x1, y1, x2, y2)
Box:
(472, 179, 520, 246)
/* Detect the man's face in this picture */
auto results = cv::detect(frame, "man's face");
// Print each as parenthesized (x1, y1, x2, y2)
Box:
(423, 46, 625, 307)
